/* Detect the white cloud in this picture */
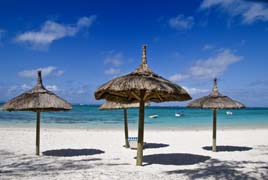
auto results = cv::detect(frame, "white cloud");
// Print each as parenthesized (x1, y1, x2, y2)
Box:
(18, 66, 64, 78)
(189, 49, 242, 78)
(21, 84, 31, 90)
(7, 85, 19, 95)
(3, 84, 31, 96)
(243, 3, 268, 23)
(77, 16, 95, 27)
(170, 48, 242, 82)
(46, 85, 60, 92)
(170, 74, 190, 82)
(0, 82, 62, 101)
(182, 86, 209, 95)
(200, 0, 235, 9)
(104, 51, 123, 66)
(202, 44, 214, 51)
(169, 15, 194, 30)
(15, 16, 96, 50)
(200, 0, 268, 24)
(104, 68, 121, 75)
(103, 51, 124, 76)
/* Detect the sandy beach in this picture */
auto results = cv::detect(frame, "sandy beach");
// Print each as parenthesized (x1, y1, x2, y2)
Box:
(0, 127, 268, 180)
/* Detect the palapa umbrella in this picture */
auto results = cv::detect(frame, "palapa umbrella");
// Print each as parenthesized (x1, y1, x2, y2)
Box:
(100, 101, 149, 148)
(187, 78, 245, 152)
(95, 45, 192, 166)
(1, 71, 72, 155)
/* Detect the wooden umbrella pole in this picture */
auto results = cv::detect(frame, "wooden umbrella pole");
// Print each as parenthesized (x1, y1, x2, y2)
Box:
(212, 108, 217, 152)
(36, 111, 41, 156)
(136, 90, 145, 166)
(124, 108, 130, 148)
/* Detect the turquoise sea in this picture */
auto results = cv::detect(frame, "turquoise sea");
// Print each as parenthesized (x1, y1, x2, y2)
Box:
(1, 104, 268, 130)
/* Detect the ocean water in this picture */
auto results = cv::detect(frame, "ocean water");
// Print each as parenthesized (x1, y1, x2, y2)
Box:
(0, 104, 268, 130)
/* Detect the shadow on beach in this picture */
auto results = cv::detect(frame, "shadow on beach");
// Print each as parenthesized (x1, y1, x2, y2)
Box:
(144, 143, 169, 149)
(42, 148, 105, 157)
(0, 149, 128, 177)
(202, 146, 252, 152)
(165, 158, 268, 180)
(140, 153, 210, 166)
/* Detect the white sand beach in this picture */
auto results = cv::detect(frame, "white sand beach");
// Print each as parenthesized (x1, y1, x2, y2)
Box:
(0, 127, 268, 180)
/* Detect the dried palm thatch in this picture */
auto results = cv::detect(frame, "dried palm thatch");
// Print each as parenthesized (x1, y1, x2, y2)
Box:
(2, 72, 71, 112)
(187, 78, 245, 152)
(95, 47, 191, 104)
(95, 45, 192, 166)
(100, 101, 149, 148)
(188, 79, 245, 109)
(1, 71, 72, 155)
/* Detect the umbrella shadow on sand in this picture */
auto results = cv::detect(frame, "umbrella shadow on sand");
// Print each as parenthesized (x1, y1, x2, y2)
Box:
(202, 146, 252, 152)
(165, 158, 268, 180)
(42, 149, 105, 157)
(139, 153, 210, 166)
(144, 143, 169, 149)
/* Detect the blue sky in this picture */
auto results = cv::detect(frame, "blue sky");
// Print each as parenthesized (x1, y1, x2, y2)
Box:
(0, 0, 268, 106)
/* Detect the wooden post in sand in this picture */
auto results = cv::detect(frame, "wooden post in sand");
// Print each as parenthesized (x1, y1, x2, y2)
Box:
(36, 111, 41, 155)
(212, 108, 217, 152)
(94, 45, 191, 166)
(136, 90, 145, 166)
(123, 108, 130, 148)
(1, 71, 72, 156)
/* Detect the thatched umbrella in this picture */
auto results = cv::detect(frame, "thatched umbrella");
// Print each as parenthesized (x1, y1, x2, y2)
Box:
(1, 71, 72, 155)
(95, 45, 192, 166)
(187, 78, 245, 152)
(100, 101, 149, 148)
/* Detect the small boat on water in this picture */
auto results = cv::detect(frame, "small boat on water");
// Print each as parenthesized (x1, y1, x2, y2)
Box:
(175, 113, 184, 117)
(226, 111, 233, 115)
(149, 115, 158, 119)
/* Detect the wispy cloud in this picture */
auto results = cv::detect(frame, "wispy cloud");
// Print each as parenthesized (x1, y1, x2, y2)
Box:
(0, 29, 6, 46)
(0, 83, 32, 97)
(15, 16, 96, 50)
(18, 66, 64, 78)
(104, 51, 123, 66)
(103, 51, 124, 76)
(104, 67, 121, 75)
(9, 83, 60, 92)
(200, 0, 268, 24)
(182, 86, 209, 95)
(46, 85, 60, 92)
(0, 82, 62, 102)
(202, 44, 214, 51)
(168, 14, 194, 30)
(170, 48, 242, 82)
(57, 81, 92, 104)
(21, 84, 31, 90)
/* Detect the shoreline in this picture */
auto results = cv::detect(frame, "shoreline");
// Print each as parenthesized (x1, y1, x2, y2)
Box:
(1, 124, 268, 131)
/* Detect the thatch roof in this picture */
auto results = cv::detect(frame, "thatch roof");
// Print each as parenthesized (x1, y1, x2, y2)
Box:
(1, 71, 72, 112)
(95, 45, 192, 103)
(99, 101, 149, 110)
(187, 79, 245, 109)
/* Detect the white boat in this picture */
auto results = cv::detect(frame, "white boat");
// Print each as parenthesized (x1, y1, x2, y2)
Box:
(175, 113, 184, 117)
(226, 111, 233, 115)
(149, 115, 158, 118)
